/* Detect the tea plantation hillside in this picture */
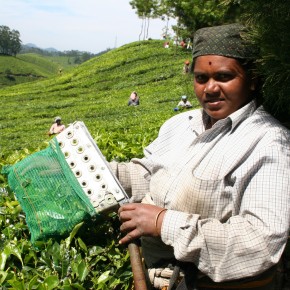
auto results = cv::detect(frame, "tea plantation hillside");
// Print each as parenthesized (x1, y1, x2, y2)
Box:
(0, 40, 196, 160)
(0, 40, 196, 290)
(0, 53, 63, 88)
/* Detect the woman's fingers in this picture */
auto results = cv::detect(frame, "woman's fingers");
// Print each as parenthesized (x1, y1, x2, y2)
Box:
(119, 228, 144, 245)
(118, 203, 166, 244)
(120, 218, 136, 233)
(118, 203, 137, 216)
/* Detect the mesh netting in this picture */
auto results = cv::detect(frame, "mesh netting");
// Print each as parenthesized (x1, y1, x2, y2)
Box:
(2, 138, 96, 244)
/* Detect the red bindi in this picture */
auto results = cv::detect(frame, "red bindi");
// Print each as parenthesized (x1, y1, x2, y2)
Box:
(209, 61, 212, 65)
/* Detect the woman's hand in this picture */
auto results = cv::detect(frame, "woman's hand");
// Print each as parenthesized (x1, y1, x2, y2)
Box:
(118, 203, 167, 245)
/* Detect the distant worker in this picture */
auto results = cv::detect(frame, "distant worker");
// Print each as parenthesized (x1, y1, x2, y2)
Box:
(180, 39, 186, 48)
(177, 95, 192, 109)
(183, 60, 190, 74)
(128, 91, 140, 106)
(48, 116, 66, 136)
(164, 41, 170, 49)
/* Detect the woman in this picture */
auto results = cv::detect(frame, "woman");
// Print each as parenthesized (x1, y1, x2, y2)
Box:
(48, 116, 65, 135)
(128, 91, 140, 106)
(113, 24, 290, 289)
(183, 60, 190, 74)
(177, 95, 193, 109)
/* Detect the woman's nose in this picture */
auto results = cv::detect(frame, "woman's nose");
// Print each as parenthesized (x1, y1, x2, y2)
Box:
(204, 79, 219, 94)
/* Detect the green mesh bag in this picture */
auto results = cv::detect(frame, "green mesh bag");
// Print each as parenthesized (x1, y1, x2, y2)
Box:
(2, 138, 96, 244)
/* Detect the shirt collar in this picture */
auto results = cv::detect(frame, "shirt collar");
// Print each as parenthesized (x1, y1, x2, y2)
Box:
(227, 100, 257, 131)
(188, 100, 257, 134)
(188, 109, 206, 135)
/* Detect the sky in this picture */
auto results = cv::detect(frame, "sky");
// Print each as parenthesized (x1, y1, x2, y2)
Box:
(1, 0, 176, 54)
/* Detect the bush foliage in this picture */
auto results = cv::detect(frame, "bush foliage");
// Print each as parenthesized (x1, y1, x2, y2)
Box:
(0, 40, 195, 289)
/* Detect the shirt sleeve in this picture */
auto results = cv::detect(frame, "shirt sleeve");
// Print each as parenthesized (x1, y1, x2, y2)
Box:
(161, 144, 290, 282)
(109, 114, 187, 202)
(110, 160, 151, 202)
(49, 124, 55, 134)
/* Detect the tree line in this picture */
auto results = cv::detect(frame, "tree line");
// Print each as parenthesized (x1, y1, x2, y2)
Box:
(129, 0, 247, 40)
(0, 25, 21, 56)
(20, 45, 108, 64)
(0, 25, 110, 64)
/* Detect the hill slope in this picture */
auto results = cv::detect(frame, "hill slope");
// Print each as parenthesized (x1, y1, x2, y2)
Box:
(0, 40, 195, 158)
(0, 53, 77, 89)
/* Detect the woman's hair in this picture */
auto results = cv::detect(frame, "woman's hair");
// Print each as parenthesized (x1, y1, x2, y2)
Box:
(237, 59, 263, 104)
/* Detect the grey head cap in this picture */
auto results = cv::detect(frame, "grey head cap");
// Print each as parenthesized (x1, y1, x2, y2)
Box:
(192, 23, 258, 60)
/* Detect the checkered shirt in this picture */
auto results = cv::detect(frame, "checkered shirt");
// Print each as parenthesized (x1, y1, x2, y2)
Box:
(111, 100, 290, 282)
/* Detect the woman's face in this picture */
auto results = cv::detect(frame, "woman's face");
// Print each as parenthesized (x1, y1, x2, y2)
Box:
(130, 92, 137, 100)
(193, 55, 254, 125)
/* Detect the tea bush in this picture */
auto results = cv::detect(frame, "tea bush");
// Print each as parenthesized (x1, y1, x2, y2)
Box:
(0, 40, 197, 289)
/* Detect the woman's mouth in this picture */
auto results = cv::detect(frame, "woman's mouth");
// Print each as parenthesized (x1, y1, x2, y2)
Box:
(205, 99, 224, 107)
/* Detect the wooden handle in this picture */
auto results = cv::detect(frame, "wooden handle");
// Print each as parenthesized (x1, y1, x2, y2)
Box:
(128, 241, 148, 290)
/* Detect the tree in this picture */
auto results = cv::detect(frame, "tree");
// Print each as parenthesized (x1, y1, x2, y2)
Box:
(169, 0, 228, 36)
(0, 25, 22, 56)
(130, 0, 162, 40)
(130, 0, 245, 41)
(223, 0, 290, 124)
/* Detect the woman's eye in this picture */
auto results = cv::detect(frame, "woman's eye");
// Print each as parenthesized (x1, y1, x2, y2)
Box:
(194, 75, 208, 83)
(216, 73, 233, 81)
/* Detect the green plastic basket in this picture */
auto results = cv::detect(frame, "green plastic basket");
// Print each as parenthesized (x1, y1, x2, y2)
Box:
(2, 138, 96, 243)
